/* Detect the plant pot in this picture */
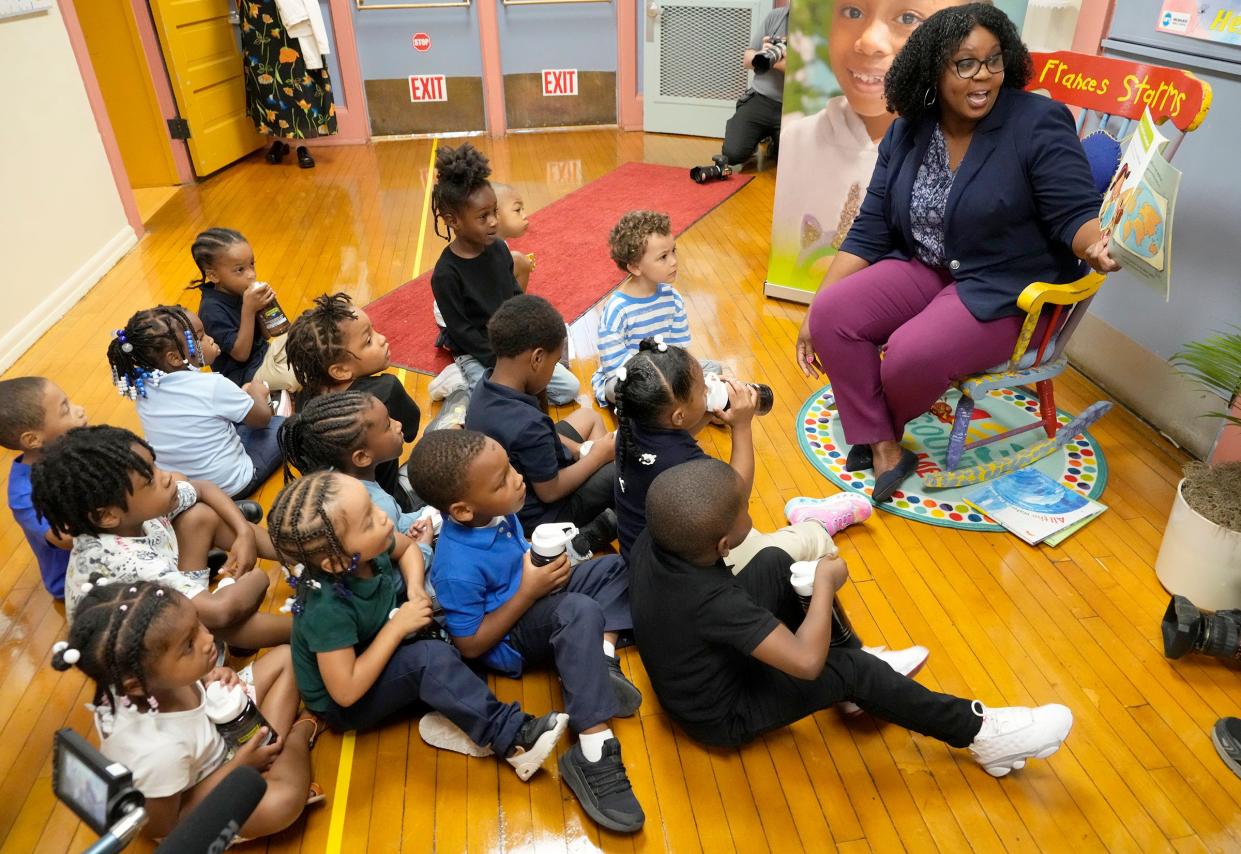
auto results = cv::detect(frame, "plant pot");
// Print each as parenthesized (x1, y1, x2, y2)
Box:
(1155, 478, 1241, 610)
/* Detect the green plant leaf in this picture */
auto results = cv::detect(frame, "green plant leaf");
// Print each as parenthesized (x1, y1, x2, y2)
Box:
(1172, 327, 1241, 427)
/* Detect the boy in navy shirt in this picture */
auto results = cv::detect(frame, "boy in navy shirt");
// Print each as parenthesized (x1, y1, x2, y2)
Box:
(464, 294, 616, 560)
(408, 429, 644, 834)
(0, 377, 88, 598)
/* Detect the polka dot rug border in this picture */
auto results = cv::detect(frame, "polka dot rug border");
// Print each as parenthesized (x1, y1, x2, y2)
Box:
(797, 384, 1109, 532)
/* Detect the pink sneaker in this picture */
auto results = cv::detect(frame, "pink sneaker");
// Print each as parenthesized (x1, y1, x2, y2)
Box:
(784, 494, 872, 534)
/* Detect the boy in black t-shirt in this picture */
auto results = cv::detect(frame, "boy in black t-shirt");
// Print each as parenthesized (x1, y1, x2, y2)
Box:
(428, 143, 580, 406)
(464, 295, 617, 560)
(628, 458, 1075, 778)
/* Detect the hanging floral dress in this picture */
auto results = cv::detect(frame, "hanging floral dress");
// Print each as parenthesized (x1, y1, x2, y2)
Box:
(239, 0, 338, 139)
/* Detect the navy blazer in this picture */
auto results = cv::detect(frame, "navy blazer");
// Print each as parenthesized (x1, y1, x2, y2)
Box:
(839, 88, 1101, 322)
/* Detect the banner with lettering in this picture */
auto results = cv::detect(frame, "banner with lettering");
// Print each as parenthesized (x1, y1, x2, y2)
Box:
(1157, 1, 1241, 47)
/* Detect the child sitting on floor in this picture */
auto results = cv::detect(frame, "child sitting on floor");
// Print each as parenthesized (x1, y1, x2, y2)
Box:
(0, 377, 88, 598)
(408, 429, 645, 833)
(285, 292, 420, 508)
(591, 210, 722, 404)
(267, 471, 569, 777)
(629, 458, 1074, 777)
(32, 425, 289, 650)
(613, 338, 870, 569)
(278, 391, 436, 564)
(464, 295, 616, 560)
(428, 143, 579, 405)
(51, 579, 320, 841)
(188, 227, 298, 391)
(110, 305, 282, 499)
(493, 182, 534, 290)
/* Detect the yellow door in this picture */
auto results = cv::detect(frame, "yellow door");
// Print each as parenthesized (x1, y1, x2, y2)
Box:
(147, 0, 263, 176)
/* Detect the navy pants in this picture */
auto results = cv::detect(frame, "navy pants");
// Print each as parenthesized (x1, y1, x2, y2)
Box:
(507, 555, 630, 733)
(234, 415, 286, 499)
(685, 548, 982, 749)
(319, 638, 525, 755)
(521, 421, 616, 530)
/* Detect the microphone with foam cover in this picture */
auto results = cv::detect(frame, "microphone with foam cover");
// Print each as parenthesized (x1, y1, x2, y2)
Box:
(152, 765, 266, 853)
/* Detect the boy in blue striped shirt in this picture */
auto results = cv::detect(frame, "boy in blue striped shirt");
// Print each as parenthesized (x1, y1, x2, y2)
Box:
(591, 211, 721, 404)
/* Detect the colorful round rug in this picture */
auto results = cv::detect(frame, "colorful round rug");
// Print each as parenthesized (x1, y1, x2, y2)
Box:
(797, 385, 1109, 531)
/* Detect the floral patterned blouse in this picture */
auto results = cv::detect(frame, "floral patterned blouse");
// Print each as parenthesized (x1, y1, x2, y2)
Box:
(910, 124, 955, 270)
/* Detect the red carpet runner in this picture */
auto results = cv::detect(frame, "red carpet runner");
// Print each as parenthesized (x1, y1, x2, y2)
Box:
(366, 161, 753, 374)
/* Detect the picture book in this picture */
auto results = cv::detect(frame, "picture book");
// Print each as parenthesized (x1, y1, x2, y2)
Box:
(964, 468, 1106, 546)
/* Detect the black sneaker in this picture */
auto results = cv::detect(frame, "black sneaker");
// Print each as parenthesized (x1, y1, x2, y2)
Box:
(235, 500, 263, 524)
(558, 738, 644, 833)
(607, 654, 642, 717)
(504, 711, 569, 781)
(1212, 717, 1241, 779)
(571, 509, 618, 557)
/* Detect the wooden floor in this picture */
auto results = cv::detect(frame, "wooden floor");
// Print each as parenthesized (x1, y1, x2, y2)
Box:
(3, 130, 1241, 854)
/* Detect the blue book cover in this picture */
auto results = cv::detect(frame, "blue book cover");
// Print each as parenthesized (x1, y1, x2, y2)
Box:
(964, 469, 1105, 545)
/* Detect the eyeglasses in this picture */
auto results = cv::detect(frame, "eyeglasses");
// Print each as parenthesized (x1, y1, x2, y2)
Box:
(952, 53, 1005, 79)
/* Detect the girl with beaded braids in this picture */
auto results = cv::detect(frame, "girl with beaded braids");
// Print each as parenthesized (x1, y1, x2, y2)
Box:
(266, 471, 570, 774)
(111, 303, 284, 499)
(428, 143, 581, 405)
(284, 293, 420, 508)
(50, 577, 322, 842)
(612, 339, 869, 569)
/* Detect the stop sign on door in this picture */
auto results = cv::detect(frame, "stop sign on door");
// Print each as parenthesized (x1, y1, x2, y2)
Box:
(412, 32, 431, 52)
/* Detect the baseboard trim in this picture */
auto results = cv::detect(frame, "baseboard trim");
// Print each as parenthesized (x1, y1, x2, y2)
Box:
(763, 282, 814, 305)
(0, 225, 137, 374)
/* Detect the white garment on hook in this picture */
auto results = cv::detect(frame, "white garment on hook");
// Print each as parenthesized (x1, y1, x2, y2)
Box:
(274, 0, 331, 71)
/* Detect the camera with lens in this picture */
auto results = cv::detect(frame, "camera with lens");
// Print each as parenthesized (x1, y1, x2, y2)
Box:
(53, 728, 147, 846)
(1161, 595, 1241, 661)
(752, 36, 787, 73)
(705, 372, 774, 416)
(689, 154, 733, 185)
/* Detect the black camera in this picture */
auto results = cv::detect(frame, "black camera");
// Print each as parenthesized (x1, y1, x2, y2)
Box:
(752, 36, 787, 73)
(1161, 595, 1241, 661)
(53, 729, 146, 839)
(689, 154, 733, 185)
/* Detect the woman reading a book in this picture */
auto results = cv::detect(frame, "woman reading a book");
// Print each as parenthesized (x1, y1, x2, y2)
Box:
(794, 4, 1118, 503)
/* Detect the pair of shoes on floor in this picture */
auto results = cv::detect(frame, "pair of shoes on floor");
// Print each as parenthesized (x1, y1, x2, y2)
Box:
(429, 362, 467, 401)
(569, 509, 617, 562)
(842, 444, 918, 503)
(265, 140, 290, 163)
(837, 645, 930, 716)
(559, 738, 645, 833)
(418, 710, 569, 782)
(785, 493, 872, 534)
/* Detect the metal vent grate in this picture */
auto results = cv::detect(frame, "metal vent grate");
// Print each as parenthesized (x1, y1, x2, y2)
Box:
(658, 5, 752, 101)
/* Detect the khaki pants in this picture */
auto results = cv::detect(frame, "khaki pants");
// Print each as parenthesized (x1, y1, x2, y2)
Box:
(251, 333, 299, 392)
(723, 521, 835, 574)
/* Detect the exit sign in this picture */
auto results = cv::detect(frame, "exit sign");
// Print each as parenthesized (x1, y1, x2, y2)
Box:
(409, 74, 447, 102)
(541, 69, 578, 97)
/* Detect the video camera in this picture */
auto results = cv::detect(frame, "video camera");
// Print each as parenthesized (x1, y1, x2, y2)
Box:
(752, 36, 787, 73)
(1161, 595, 1241, 661)
(53, 729, 146, 851)
(689, 154, 733, 185)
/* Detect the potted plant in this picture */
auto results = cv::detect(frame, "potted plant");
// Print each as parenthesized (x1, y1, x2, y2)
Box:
(1154, 327, 1241, 610)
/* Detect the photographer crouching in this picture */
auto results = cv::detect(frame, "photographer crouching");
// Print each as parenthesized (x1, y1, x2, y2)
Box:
(692, 4, 789, 183)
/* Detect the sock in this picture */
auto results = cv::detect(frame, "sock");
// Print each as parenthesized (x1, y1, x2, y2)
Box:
(602, 639, 616, 658)
(579, 728, 613, 762)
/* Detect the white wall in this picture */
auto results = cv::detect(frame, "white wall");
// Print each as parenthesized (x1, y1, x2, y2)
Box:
(0, 3, 135, 373)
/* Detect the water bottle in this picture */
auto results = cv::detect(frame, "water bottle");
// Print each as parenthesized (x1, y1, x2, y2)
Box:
(251, 282, 290, 336)
(204, 682, 276, 750)
(530, 522, 578, 566)
(705, 373, 775, 416)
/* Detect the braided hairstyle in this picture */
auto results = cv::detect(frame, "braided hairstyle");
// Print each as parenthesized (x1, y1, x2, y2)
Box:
(107, 305, 199, 400)
(187, 227, 247, 288)
(32, 425, 156, 537)
(613, 339, 698, 480)
(51, 577, 181, 714)
(279, 390, 374, 480)
(267, 471, 354, 615)
(431, 143, 492, 240)
(286, 292, 356, 408)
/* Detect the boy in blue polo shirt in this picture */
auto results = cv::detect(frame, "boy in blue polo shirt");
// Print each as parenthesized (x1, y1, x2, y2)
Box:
(0, 377, 88, 598)
(408, 428, 645, 834)
(464, 294, 617, 560)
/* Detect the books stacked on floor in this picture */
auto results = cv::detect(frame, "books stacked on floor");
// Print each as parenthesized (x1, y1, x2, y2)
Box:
(964, 468, 1106, 546)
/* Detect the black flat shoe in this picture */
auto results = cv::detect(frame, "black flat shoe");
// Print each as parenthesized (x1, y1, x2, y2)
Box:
(844, 444, 873, 472)
(265, 140, 289, 164)
(871, 449, 918, 504)
(296, 145, 315, 168)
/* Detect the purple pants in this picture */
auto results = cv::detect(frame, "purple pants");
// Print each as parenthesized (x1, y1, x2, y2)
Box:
(809, 259, 1047, 446)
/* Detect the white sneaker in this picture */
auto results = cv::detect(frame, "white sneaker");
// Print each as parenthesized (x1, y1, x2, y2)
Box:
(418, 711, 494, 757)
(839, 645, 930, 716)
(429, 363, 466, 401)
(968, 702, 1073, 777)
